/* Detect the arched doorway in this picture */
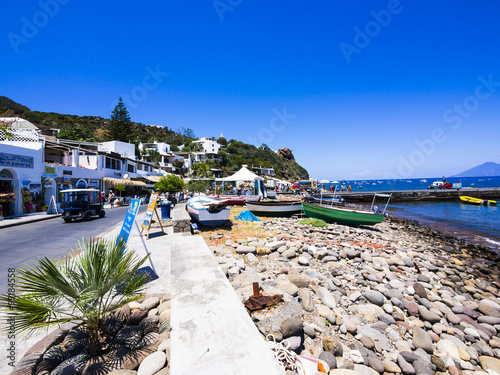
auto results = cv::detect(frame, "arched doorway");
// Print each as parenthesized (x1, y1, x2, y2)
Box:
(0, 169, 16, 217)
(75, 179, 88, 189)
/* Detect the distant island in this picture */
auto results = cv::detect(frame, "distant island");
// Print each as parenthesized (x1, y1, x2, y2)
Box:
(452, 162, 500, 178)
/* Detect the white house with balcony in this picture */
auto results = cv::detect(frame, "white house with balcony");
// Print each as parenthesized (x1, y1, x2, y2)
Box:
(193, 137, 220, 154)
(191, 137, 221, 163)
(139, 141, 172, 172)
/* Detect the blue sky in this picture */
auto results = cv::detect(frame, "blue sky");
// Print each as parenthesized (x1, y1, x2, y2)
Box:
(2, 1, 500, 179)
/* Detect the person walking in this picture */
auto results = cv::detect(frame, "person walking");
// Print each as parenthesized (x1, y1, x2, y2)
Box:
(108, 190, 115, 209)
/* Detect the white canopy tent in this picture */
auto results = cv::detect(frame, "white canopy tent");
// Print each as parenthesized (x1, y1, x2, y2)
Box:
(215, 167, 266, 197)
(215, 166, 261, 182)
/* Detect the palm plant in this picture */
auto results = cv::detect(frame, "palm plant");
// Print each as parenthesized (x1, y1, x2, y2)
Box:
(1, 238, 149, 350)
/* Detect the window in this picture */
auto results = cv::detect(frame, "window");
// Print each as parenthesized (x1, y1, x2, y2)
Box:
(105, 157, 121, 170)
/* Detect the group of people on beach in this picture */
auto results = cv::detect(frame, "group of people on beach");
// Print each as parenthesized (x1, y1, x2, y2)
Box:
(333, 184, 352, 193)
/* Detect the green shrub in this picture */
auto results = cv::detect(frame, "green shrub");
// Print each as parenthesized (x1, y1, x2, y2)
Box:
(299, 218, 328, 228)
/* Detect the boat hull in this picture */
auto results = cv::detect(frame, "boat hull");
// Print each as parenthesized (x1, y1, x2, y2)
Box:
(460, 196, 497, 205)
(245, 201, 302, 216)
(212, 195, 260, 205)
(187, 196, 231, 227)
(302, 202, 384, 226)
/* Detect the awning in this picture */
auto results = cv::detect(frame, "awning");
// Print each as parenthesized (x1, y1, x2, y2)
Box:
(142, 175, 163, 182)
(102, 177, 146, 187)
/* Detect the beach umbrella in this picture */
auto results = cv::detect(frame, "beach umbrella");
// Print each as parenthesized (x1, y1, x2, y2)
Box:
(319, 179, 330, 183)
(331, 180, 340, 184)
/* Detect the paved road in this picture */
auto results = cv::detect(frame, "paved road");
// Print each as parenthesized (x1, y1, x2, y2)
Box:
(0, 205, 147, 295)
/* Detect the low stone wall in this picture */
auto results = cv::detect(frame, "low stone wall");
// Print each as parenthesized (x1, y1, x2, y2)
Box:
(171, 203, 192, 234)
(173, 219, 192, 234)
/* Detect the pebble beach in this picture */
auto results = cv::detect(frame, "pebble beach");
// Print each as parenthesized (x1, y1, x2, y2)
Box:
(203, 209, 500, 375)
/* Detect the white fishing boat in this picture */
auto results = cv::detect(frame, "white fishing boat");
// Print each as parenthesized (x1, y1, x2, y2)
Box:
(245, 200, 302, 216)
(186, 195, 230, 227)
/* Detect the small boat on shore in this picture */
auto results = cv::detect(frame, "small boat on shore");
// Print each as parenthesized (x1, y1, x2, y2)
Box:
(245, 200, 302, 216)
(310, 196, 345, 205)
(186, 195, 230, 227)
(459, 196, 497, 206)
(210, 195, 260, 205)
(302, 194, 391, 226)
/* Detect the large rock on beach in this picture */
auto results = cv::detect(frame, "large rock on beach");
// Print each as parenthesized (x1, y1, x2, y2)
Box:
(115, 304, 131, 321)
(412, 326, 433, 353)
(363, 290, 385, 306)
(280, 317, 303, 338)
(265, 241, 286, 251)
(479, 356, 500, 373)
(287, 274, 309, 288)
(323, 338, 343, 357)
(478, 299, 500, 317)
(126, 310, 148, 326)
(298, 288, 314, 312)
(319, 351, 337, 369)
(137, 351, 166, 375)
(397, 354, 416, 375)
(417, 306, 441, 324)
(412, 283, 428, 299)
(140, 297, 160, 311)
(114, 326, 144, 349)
(51, 353, 89, 375)
(436, 339, 461, 362)
(316, 287, 337, 309)
(350, 304, 385, 320)
(235, 245, 256, 254)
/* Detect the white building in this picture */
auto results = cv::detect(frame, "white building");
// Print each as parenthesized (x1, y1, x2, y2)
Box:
(191, 137, 221, 163)
(98, 141, 136, 159)
(193, 137, 220, 154)
(0, 119, 157, 217)
(1, 119, 49, 216)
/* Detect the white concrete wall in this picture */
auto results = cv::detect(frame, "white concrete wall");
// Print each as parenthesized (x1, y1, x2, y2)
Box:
(79, 153, 99, 170)
(99, 141, 135, 158)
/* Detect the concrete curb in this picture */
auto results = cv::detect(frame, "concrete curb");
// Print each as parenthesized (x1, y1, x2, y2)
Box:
(170, 235, 284, 374)
(0, 214, 61, 229)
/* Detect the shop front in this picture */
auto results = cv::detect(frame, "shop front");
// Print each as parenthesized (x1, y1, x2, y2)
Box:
(0, 168, 16, 218)
(0, 144, 43, 217)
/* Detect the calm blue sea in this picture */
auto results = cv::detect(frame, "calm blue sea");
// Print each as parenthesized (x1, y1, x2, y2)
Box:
(322, 176, 500, 253)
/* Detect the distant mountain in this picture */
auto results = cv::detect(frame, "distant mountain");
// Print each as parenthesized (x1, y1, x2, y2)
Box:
(453, 162, 500, 177)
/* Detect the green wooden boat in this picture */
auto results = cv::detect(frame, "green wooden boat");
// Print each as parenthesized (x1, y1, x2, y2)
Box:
(302, 196, 389, 226)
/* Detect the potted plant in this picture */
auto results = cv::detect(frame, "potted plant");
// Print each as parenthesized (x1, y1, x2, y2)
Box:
(0, 238, 149, 357)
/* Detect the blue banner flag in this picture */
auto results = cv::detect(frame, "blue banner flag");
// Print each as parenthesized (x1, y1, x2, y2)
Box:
(116, 199, 141, 246)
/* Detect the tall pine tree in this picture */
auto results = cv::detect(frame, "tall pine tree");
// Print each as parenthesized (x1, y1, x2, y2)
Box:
(108, 97, 132, 142)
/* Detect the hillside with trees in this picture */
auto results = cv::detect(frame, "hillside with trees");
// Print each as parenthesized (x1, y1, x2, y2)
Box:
(0, 96, 309, 180)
